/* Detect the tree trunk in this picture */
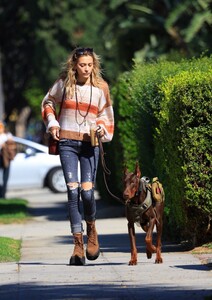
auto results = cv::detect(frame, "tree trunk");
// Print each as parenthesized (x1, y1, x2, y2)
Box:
(0, 55, 5, 120)
(15, 106, 31, 137)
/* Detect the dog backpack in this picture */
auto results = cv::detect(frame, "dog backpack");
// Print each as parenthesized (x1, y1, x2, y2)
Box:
(151, 177, 165, 202)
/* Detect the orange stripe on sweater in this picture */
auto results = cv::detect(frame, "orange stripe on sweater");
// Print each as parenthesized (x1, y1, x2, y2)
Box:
(97, 121, 114, 134)
(64, 100, 98, 115)
(42, 106, 55, 121)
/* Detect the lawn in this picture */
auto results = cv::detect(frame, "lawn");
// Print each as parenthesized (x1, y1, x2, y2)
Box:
(0, 198, 29, 262)
(0, 236, 21, 262)
(0, 198, 29, 224)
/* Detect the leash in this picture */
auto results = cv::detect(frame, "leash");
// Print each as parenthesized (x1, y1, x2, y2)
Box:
(97, 135, 125, 205)
(97, 135, 161, 225)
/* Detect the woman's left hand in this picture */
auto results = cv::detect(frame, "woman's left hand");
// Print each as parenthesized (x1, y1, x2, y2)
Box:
(96, 126, 105, 137)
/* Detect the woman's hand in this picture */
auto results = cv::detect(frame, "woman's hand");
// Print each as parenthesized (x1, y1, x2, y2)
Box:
(96, 125, 105, 138)
(49, 126, 60, 141)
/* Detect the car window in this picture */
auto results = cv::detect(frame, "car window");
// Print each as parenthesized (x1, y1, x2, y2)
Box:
(16, 142, 37, 154)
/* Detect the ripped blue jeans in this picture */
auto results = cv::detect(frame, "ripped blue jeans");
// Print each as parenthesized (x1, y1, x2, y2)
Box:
(59, 139, 99, 234)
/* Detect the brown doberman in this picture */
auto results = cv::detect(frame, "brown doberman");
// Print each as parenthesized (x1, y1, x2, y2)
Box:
(123, 162, 165, 265)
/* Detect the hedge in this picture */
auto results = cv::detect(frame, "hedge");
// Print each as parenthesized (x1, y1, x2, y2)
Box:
(105, 56, 212, 245)
(156, 69, 212, 244)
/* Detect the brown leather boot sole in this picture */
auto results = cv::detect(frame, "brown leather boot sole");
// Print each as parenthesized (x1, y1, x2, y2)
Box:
(69, 255, 85, 265)
(86, 248, 100, 261)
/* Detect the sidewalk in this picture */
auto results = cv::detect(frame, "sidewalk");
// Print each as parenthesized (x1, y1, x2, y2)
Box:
(0, 188, 211, 300)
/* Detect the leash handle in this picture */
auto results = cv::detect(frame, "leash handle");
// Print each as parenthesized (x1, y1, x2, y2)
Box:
(98, 136, 111, 176)
(97, 134, 125, 205)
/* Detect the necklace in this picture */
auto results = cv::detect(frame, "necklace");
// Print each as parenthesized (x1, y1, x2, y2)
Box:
(76, 84, 90, 103)
(75, 84, 92, 126)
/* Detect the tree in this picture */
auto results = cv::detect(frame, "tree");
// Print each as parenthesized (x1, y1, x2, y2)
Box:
(101, 0, 212, 69)
(0, 57, 4, 120)
(0, 0, 106, 127)
(0, 0, 211, 133)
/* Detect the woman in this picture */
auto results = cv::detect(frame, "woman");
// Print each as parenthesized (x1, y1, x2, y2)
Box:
(41, 47, 114, 265)
(0, 121, 16, 198)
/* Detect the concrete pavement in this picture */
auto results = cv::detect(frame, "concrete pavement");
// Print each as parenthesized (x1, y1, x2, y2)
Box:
(0, 188, 211, 300)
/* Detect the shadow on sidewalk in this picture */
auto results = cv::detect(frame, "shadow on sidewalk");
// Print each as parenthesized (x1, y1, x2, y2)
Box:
(27, 198, 125, 221)
(52, 231, 187, 255)
(0, 282, 211, 300)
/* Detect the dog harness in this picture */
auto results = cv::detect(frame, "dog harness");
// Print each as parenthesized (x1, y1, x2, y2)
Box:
(126, 185, 152, 227)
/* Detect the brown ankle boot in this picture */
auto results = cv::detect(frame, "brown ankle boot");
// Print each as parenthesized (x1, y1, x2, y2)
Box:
(86, 221, 100, 260)
(69, 233, 85, 265)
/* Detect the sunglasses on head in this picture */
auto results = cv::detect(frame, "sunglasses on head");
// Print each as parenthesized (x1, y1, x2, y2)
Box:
(75, 47, 93, 56)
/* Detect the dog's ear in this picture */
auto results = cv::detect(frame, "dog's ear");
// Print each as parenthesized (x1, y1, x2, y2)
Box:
(135, 161, 141, 178)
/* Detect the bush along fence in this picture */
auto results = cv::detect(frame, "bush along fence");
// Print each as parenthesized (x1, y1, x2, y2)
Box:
(106, 55, 212, 246)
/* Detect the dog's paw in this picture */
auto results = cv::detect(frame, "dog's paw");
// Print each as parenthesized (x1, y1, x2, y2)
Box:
(155, 257, 163, 264)
(128, 259, 137, 265)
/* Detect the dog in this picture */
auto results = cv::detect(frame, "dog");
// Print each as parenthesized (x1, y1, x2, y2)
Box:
(123, 162, 165, 265)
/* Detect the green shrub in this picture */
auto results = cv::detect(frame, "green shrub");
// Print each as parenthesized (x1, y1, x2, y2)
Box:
(156, 69, 212, 243)
(108, 55, 212, 244)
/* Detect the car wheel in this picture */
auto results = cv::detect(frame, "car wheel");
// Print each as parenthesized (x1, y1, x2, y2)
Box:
(47, 167, 66, 193)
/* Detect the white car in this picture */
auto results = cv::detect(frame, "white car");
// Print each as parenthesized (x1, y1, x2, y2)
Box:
(7, 137, 66, 193)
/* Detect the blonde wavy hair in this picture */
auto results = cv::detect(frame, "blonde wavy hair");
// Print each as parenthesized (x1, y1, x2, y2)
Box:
(59, 48, 103, 97)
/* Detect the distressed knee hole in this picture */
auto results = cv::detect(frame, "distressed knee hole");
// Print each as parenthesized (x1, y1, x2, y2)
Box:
(67, 182, 79, 190)
(81, 182, 93, 191)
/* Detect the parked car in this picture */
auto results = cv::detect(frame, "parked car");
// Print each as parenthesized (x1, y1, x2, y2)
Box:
(7, 137, 66, 193)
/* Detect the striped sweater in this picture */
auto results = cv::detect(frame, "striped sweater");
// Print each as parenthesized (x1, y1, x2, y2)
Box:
(41, 79, 114, 143)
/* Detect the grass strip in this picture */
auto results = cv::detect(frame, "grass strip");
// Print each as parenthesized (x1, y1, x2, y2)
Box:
(0, 236, 21, 262)
(0, 198, 28, 262)
(0, 198, 29, 224)
(192, 243, 212, 254)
